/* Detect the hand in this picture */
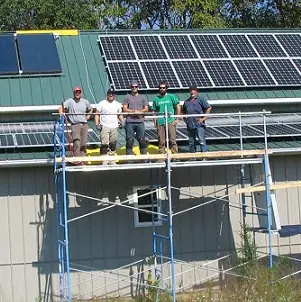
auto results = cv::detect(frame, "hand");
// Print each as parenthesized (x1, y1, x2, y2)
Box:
(118, 121, 125, 129)
(96, 124, 102, 131)
(173, 119, 179, 126)
(153, 120, 157, 127)
(200, 117, 206, 123)
(85, 115, 91, 121)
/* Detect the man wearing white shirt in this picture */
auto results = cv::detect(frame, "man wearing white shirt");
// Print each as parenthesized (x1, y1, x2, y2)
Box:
(95, 89, 124, 162)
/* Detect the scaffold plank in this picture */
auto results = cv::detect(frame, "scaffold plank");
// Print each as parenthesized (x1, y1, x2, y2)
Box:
(236, 181, 301, 194)
(56, 149, 270, 163)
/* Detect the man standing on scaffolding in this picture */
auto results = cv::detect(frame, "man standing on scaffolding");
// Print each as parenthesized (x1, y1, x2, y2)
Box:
(95, 88, 124, 165)
(183, 86, 212, 155)
(59, 86, 93, 161)
(151, 81, 181, 155)
(122, 80, 149, 156)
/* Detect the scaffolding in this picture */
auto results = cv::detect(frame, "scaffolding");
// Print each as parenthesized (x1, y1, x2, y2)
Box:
(53, 110, 276, 302)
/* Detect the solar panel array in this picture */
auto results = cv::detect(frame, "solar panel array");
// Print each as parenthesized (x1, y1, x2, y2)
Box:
(144, 113, 301, 142)
(0, 122, 100, 149)
(0, 33, 62, 76)
(99, 33, 301, 90)
(2, 115, 301, 149)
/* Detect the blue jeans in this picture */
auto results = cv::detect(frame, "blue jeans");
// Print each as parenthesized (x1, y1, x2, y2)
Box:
(187, 126, 207, 153)
(125, 122, 146, 155)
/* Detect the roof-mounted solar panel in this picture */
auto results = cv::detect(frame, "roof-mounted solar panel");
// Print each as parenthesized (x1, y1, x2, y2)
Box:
(0, 34, 19, 75)
(17, 34, 62, 74)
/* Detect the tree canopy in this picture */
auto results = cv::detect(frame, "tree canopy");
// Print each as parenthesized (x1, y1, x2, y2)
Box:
(0, 0, 300, 30)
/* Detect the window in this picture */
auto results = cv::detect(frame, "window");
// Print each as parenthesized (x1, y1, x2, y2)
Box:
(133, 186, 163, 228)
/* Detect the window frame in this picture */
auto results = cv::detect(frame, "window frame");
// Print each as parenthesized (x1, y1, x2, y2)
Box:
(133, 186, 163, 228)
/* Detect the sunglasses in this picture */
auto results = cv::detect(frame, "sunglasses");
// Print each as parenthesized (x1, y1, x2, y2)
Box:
(131, 86, 138, 88)
(159, 86, 167, 89)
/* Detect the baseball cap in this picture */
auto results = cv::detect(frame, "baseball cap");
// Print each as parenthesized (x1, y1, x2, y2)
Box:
(73, 86, 82, 93)
(107, 88, 116, 94)
(131, 80, 139, 87)
(189, 86, 198, 91)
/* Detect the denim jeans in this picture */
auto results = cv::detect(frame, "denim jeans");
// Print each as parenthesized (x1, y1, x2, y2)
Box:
(187, 126, 207, 153)
(125, 122, 145, 140)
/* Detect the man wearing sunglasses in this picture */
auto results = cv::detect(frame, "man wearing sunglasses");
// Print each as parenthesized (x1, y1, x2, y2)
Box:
(151, 81, 181, 154)
(122, 80, 149, 156)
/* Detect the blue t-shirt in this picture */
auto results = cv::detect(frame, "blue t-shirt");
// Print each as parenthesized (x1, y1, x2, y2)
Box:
(183, 96, 211, 129)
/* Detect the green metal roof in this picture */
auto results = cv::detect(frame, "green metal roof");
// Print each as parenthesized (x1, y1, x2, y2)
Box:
(1, 30, 301, 108)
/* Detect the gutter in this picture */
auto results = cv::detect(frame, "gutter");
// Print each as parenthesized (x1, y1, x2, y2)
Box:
(1, 147, 301, 168)
(1, 98, 301, 113)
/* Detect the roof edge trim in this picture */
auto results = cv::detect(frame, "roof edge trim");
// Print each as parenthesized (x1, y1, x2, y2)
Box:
(1, 98, 301, 113)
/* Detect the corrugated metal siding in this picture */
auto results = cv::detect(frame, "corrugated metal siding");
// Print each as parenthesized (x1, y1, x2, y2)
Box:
(1, 156, 301, 300)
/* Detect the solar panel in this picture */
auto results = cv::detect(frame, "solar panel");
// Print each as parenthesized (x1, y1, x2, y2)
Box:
(275, 34, 301, 57)
(0, 134, 14, 148)
(172, 61, 213, 88)
(161, 35, 198, 59)
(131, 36, 167, 60)
(17, 34, 62, 74)
(140, 61, 180, 88)
(98, 33, 301, 91)
(219, 35, 258, 58)
(99, 36, 135, 61)
(190, 35, 228, 58)
(292, 59, 301, 73)
(107, 62, 147, 90)
(234, 60, 276, 86)
(264, 59, 301, 85)
(0, 34, 19, 75)
(15, 132, 53, 147)
(247, 35, 286, 57)
(204, 60, 245, 87)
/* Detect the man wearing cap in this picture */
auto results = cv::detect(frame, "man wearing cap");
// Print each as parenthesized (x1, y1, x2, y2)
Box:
(59, 87, 93, 159)
(122, 80, 149, 156)
(95, 89, 124, 164)
(183, 86, 212, 154)
(151, 81, 181, 154)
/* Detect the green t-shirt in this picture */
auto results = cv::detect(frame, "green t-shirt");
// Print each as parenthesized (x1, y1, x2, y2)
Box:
(151, 93, 179, 126)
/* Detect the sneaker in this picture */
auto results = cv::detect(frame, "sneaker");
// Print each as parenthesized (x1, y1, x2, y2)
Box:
(74, 161, 84, 166)
(188, 158, 196, 162)
(103, 160, 109, 165)
(109, 160, 117, 165)
(202, 158, 207, 161)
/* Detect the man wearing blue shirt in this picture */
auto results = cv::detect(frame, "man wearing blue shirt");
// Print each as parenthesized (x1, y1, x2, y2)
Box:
(183, 86, 212, 153)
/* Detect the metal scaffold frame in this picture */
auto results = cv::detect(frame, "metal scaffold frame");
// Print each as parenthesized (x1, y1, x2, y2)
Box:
(53, 110, 275, 302)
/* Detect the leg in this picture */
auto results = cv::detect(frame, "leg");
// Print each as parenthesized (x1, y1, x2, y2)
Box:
(71, 124, 81, 157)
(168, 123, 178, 154)
(136, 123, 147, 155)
(80, 124, 89, 156)
(108, 128, 118, 165)
(100, 126, 110, 155)
(187, 128, 196, 153)
(157, 125, 166, 154)
(196, 126, 207, 152)
(125, 123, 135, 155)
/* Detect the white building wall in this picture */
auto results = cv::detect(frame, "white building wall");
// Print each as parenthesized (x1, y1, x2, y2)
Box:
(1, 155, 301, 301)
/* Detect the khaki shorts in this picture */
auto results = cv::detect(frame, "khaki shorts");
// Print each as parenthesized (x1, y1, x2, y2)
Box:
(100, 126, 118, 145)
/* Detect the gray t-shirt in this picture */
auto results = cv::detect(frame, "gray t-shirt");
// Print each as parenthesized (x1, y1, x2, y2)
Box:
(63, 98, 92, 124)
(123, 94, 149, 123)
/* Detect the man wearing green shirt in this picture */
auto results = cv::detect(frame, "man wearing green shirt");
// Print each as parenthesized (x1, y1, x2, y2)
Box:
(151, 81, 181, 154)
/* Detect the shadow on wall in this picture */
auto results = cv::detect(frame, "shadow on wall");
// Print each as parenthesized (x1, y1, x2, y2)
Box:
(28, 167, 238, 300)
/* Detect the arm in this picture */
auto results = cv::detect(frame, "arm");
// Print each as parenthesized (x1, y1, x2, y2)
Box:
(86, 107, 93, 121)
(151, 99, 157, 127)
(58, 105, 65, 115)
(95, 108, 100, 126)
(173, 104, 181, 126)
(200, 106, 212, 123)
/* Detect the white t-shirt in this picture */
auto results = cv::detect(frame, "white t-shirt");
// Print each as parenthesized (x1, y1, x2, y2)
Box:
(97, 99, 122, 128)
